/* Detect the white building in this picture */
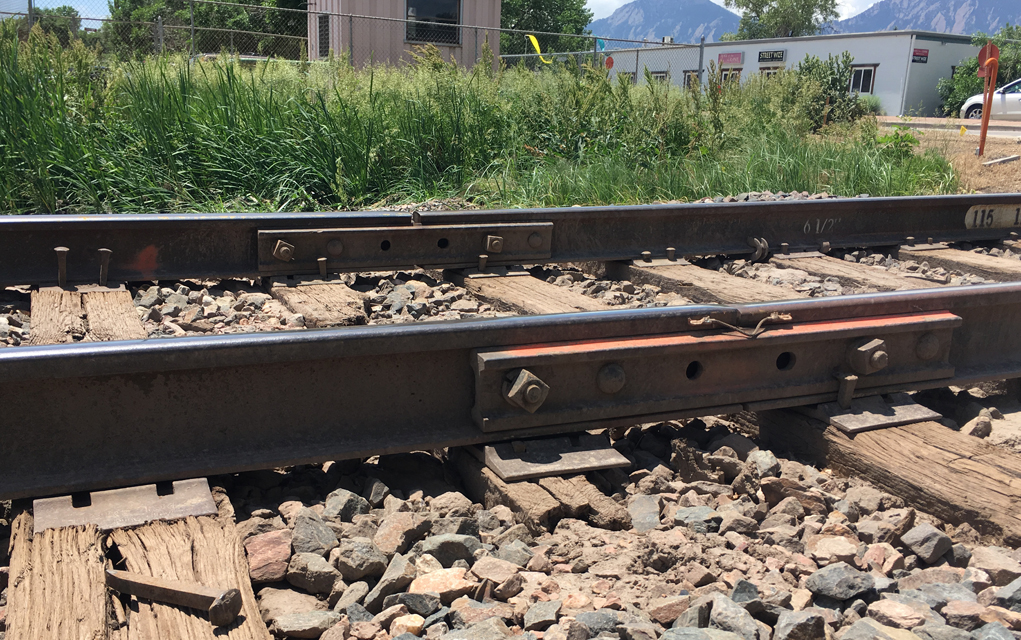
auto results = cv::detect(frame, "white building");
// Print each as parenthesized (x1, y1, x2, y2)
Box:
(606, 30, 979, 117)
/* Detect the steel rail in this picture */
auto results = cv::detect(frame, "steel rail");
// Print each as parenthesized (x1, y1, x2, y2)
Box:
(2, 282, 1021, 500)
(2, 194, 1019, 287)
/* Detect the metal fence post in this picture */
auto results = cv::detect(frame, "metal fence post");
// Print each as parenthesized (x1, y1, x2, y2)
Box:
(635, 47, 639, 82)
(474, 27, 478, 65)
(190, 0, 195, 56)
(698, 36, 705, 86)
(348, 15, 353, 63)
(155, 15, 164, 53)
(26, 0, 34, 28)
(593, 36, 598, 67)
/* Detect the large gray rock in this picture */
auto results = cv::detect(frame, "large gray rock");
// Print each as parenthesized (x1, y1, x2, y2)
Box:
(674, 597, 713, 629)
(745, 450, 780, 478)
(331, 538, 388, 581)
(805, 562, 874, 601)
(674, 506, 723, 534)
(333, 581, 369, 611)
(382, 592, 441, 617)
(444, 617, 513, 640)
(576, 610, 620, 634)
(524, 600, 562, 631)
(708, 594, 757, 640)
(773, 610, 826, 640)
(287, 552, 341, 594)
(324, 488, 371, 522)
(662, 630, 742, 640)
(844, 486, 904, 515)
(901, 524, 954, 564)
(975, 622, 1014, 639)
(363, 553, 417, 613)
(628, 495, 662, 533)
(495, 539, 533, 567)
(292, 508, 340, 557)
(271, 611, 341, 638)
(415, 534, 482, 568)
(993, 576, 1021, 611)
(920, 583, 978, 609)
(913, 624, 978, 640)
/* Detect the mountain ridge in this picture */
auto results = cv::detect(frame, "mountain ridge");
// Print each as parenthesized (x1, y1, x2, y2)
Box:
(588, 0, 1021, 44)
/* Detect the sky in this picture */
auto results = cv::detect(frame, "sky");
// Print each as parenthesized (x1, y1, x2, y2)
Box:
(586, 0, 879, 21)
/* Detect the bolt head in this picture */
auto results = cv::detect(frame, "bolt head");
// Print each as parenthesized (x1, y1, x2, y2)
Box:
(528, 233, 543, 249)
(869, 350, 888, 369)
(597, 363, 626, 394)
(916, 333, 941, 361)
(327, 239, 344, 256)
(524, 384, 543, 404)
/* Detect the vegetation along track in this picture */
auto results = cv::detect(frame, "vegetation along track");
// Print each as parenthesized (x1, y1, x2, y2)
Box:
(3, 193, 1021, 501)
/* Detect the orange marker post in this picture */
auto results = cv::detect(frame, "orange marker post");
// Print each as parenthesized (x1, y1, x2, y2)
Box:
(976, 42, 999, 157)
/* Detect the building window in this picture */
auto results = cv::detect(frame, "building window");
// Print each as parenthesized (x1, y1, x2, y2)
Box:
(318, 15, 329, 59)
(650, 71, 669, 82)
(406, 0, 461, 45)
(682, 70, 699, 88)
(721, 68, 741, 83)
(850, 65, 876, 94)
(617, 71, 637, 84)
(760, 66, 782, 78)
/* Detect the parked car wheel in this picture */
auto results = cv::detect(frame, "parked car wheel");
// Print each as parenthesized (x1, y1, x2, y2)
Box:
(966, 105, 983, 119)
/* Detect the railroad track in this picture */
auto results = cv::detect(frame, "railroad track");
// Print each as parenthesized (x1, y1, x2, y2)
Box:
(3, 194, 1021, 500)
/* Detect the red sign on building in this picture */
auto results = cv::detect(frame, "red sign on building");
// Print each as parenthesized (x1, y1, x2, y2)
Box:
(912, 48, 929, 63)
(718, 52, 743, 66)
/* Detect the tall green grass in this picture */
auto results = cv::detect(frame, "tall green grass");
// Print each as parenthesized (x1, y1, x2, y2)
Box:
(0, 25, 957, 214)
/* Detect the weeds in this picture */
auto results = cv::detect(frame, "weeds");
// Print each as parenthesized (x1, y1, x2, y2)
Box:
(0, 25, 957, 214)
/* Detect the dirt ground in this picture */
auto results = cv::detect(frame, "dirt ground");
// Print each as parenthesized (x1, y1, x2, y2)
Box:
(919, 128, 1021, 193)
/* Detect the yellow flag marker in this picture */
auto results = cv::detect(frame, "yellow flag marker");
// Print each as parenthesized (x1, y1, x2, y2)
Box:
(960, 125, 967, 136)
(527, 35, 552, 64)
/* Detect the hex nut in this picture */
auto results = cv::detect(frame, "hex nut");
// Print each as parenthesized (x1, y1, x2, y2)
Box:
(486, 235, 504, 254)
(503, 369, 549, 413)
(848, 338, 888, 375)
(273, 240, 295, 262)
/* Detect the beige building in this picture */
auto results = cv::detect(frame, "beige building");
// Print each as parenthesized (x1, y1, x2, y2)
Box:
(307, 0, 502, 66)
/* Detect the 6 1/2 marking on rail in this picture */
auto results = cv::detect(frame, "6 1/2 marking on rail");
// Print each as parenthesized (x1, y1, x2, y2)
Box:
(804, 218, 841, 234)
(965, 204, 1021, 229)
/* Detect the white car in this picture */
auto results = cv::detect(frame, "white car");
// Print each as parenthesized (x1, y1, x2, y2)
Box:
(960, 77, 1021, 120)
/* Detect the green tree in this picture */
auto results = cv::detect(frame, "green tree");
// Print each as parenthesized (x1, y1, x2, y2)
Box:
(501, 0, 593, 59)
(936, 24, 1021, 116)
(100, 0, 305, 58)
(721, 0, 838, 40)
(4, 6, 81, 45)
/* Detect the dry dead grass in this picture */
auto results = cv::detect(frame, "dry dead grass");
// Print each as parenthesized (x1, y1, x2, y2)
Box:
(919, 129, 1021, 193)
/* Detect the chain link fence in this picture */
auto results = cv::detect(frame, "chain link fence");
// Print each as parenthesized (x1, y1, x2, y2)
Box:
(0, 0, 703, 85)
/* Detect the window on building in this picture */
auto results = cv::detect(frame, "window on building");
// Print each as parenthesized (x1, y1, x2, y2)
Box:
(850, 66, 876, 94)
(682, 70, 699, 88)
(617, 71, 637, 84)
(318, 14, 329, 59)
(760, 66, 782, 78)
(721, 68, 741, 83)
(406, 0, 460, 45)
(650, 71, 669, 82)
